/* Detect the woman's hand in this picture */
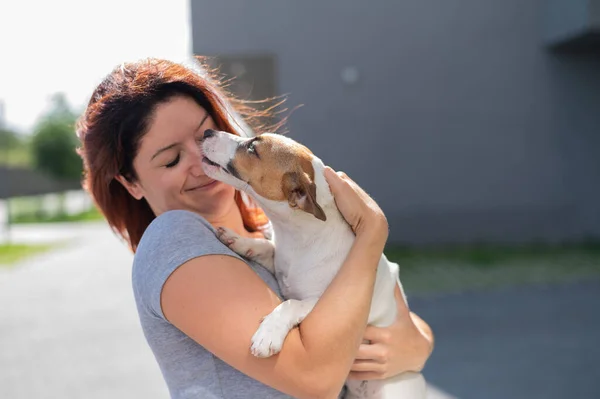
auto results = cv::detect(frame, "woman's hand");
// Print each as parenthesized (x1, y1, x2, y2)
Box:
(324, 167, 433, 379)
(324, 166, 388, 244)
(348, 285, 434, 380)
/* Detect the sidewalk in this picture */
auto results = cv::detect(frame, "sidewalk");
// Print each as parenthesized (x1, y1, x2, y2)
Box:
(0, 222, 169, 399)
(410, 279, 600, 399)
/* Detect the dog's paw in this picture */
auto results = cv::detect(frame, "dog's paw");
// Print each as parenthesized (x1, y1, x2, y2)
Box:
(250, 314, 289, 358)
(216, 226, 239, 247)
(216, 227, 256, 258)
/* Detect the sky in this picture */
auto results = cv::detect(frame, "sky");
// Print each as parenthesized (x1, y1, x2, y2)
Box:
(0, 0, 191, 134)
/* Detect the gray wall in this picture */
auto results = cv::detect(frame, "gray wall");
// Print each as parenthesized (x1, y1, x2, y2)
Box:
(593, 0, 600, 26)
(545, 0, 591, 44)
(0, 166, 81, 199)
(545, 0, 600, 49)
(191, 0, 600, 245)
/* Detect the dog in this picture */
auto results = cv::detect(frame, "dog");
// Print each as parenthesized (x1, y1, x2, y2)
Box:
(201, 129, 426, 399)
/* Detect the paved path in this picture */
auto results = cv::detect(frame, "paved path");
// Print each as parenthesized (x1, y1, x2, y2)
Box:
(0, 223, 169, 399)
(409, 280, 600, 399)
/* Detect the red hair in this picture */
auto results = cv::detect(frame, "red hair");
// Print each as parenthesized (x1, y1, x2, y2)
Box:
(76, 57, 282, 251)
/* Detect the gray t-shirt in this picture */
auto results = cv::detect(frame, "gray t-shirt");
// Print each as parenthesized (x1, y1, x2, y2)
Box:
(132, 210, 297, 399)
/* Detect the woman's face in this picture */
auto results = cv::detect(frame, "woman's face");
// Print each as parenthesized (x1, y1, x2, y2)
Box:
(119, 95, 236, 217)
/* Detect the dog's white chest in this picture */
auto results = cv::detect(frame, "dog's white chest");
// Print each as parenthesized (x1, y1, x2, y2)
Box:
(271, 221, 354, 300)
(274, 252, 341, 300)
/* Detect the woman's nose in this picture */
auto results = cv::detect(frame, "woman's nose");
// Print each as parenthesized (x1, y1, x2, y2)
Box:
(190, 161, 204, 177)
(189, 146, 205, 177)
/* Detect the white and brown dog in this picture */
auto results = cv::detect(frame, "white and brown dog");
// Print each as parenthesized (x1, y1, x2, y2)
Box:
(201, 129, 426, 399)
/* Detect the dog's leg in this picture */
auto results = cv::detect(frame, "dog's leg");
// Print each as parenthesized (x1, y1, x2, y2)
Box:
(216, 226, 276, 273)
(251, 298, 318, 358)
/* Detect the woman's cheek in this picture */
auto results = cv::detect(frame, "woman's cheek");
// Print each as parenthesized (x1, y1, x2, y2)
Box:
(160, 170, 183, 190)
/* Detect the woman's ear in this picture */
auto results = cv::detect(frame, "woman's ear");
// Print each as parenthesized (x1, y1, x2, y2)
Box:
(115, 175, 144, 200)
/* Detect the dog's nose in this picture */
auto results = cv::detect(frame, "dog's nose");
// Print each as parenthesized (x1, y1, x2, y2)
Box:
(204, 129, 216, 139)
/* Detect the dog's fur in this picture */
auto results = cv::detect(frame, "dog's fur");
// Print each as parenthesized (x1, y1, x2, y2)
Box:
(201, 130, 426, 399)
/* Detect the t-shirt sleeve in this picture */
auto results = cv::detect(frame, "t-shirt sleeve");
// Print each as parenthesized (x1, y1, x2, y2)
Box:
(132, 209, 244, 320)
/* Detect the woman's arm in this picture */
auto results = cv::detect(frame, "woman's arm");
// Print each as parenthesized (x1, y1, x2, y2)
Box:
(349, 284, 434, 380)
(162, 168, 389, 399)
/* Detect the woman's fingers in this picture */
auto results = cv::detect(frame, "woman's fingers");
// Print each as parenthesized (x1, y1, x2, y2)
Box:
(354, 342, 389, 363)
(324, 167, 354, 197)
(350, 359, 386, 374)
(324, 167, 362, 231)
(323, 166, 388, 239)
(362, 325, 393, 345)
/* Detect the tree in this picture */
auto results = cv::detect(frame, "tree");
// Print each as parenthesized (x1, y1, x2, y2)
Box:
(0, 128, 20, 150)
(30, 93, 82, 181)
(0, 127, 28, 167)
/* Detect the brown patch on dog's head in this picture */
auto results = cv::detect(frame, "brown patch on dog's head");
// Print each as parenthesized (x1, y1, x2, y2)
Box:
(232, 133, 326, 221)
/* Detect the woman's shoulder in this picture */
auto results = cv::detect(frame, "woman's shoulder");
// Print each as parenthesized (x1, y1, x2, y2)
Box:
(138, 209, 215, 250)
(146, 209, 213, 236)
(131, 209, 245, 318)
(134, 209, 232, 266)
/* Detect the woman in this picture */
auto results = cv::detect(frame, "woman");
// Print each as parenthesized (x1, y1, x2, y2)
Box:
(77, 58, 433, 398)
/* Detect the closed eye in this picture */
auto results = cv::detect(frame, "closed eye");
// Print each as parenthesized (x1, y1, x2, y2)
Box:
(165, 154, 180, 168)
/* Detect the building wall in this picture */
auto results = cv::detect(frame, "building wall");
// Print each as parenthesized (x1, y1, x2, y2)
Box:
(191, 0, 600, 244)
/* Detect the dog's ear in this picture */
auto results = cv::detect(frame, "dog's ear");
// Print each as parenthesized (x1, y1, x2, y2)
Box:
(282, 171, 326, 221)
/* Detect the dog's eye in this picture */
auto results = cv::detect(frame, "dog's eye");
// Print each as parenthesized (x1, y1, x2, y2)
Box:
(247, 139, 259, 158)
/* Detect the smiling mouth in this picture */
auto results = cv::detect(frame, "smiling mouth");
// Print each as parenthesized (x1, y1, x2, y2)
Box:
(186, 180, 218, 191)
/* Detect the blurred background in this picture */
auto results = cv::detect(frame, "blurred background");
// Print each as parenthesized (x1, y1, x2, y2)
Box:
(1, 1, 599, 398)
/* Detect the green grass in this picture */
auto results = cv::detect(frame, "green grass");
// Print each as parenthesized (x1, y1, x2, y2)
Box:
(0, 243, 55, 266)
(0, 147, 33, 168)
(385, 242, 600, 266)
(385, 243, 600, 296)
(11, 206, 104, 224)
(6, 194, 104, 224)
